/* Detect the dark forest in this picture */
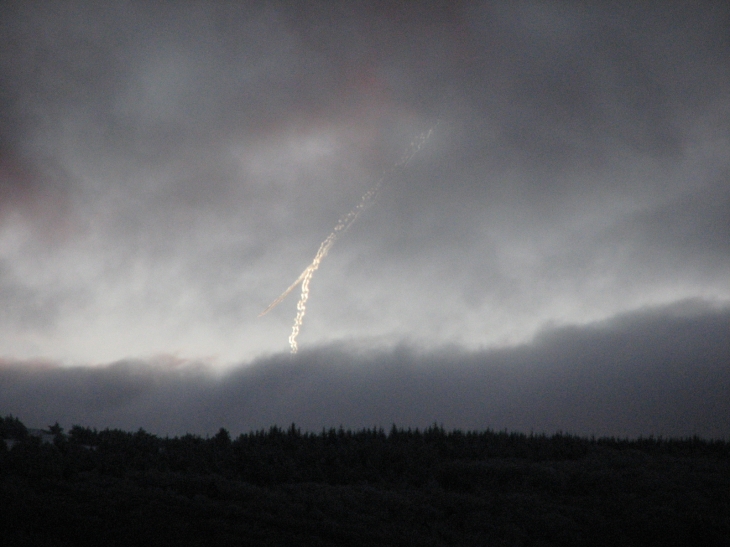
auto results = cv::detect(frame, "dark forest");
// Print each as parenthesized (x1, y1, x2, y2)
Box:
(1, 415, 728, 546)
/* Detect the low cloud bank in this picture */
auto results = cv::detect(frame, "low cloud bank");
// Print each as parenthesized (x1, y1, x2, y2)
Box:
(2, 300, 728, 439)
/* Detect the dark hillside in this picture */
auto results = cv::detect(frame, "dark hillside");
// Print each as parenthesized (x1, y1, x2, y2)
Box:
(1, 416, 728, 546)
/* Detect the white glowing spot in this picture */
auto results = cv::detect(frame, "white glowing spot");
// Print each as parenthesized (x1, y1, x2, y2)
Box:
(260, 124, 437, 353)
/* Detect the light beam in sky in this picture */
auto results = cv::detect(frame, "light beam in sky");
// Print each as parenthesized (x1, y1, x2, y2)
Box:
(261, 124, 437, 353)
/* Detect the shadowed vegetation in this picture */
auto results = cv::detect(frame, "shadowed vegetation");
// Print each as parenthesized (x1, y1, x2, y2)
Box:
(1, 415, 729, 546)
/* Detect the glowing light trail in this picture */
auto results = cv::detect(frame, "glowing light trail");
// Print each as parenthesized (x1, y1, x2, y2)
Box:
(260, 124, 437, 353)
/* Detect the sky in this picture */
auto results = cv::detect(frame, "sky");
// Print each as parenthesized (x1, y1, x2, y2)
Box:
(1, 1, 729, 438)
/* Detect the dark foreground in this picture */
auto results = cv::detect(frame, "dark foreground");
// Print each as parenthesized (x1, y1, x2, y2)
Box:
(1, 416, 728, 546)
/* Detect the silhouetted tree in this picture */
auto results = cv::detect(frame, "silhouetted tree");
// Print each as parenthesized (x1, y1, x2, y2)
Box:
(0, 415, 28, 439)
(212, 427, 232, 449)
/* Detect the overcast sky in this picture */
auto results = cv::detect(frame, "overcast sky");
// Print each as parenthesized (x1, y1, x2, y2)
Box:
(1, 2, 728, 437)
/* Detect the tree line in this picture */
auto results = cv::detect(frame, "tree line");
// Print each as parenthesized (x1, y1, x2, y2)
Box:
(1, 414, 729, 546)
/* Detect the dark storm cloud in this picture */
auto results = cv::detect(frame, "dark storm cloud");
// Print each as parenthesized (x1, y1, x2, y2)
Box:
(0, 1, 728, 364)
(335, 1, 730, 315)
(614, 181, 730, 281)
(2, 1, 728, 200)
(2, 300, 728, 439)
(1, 1, 447, 250)
(461, 2, 730, 154)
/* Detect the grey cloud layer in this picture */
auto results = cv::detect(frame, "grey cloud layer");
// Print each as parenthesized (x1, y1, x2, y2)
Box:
(2, 301, 728, 439)
(0, 2, 728, 362)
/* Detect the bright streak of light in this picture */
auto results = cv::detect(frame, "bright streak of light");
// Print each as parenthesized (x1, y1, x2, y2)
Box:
(260, 124, 437, 353)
